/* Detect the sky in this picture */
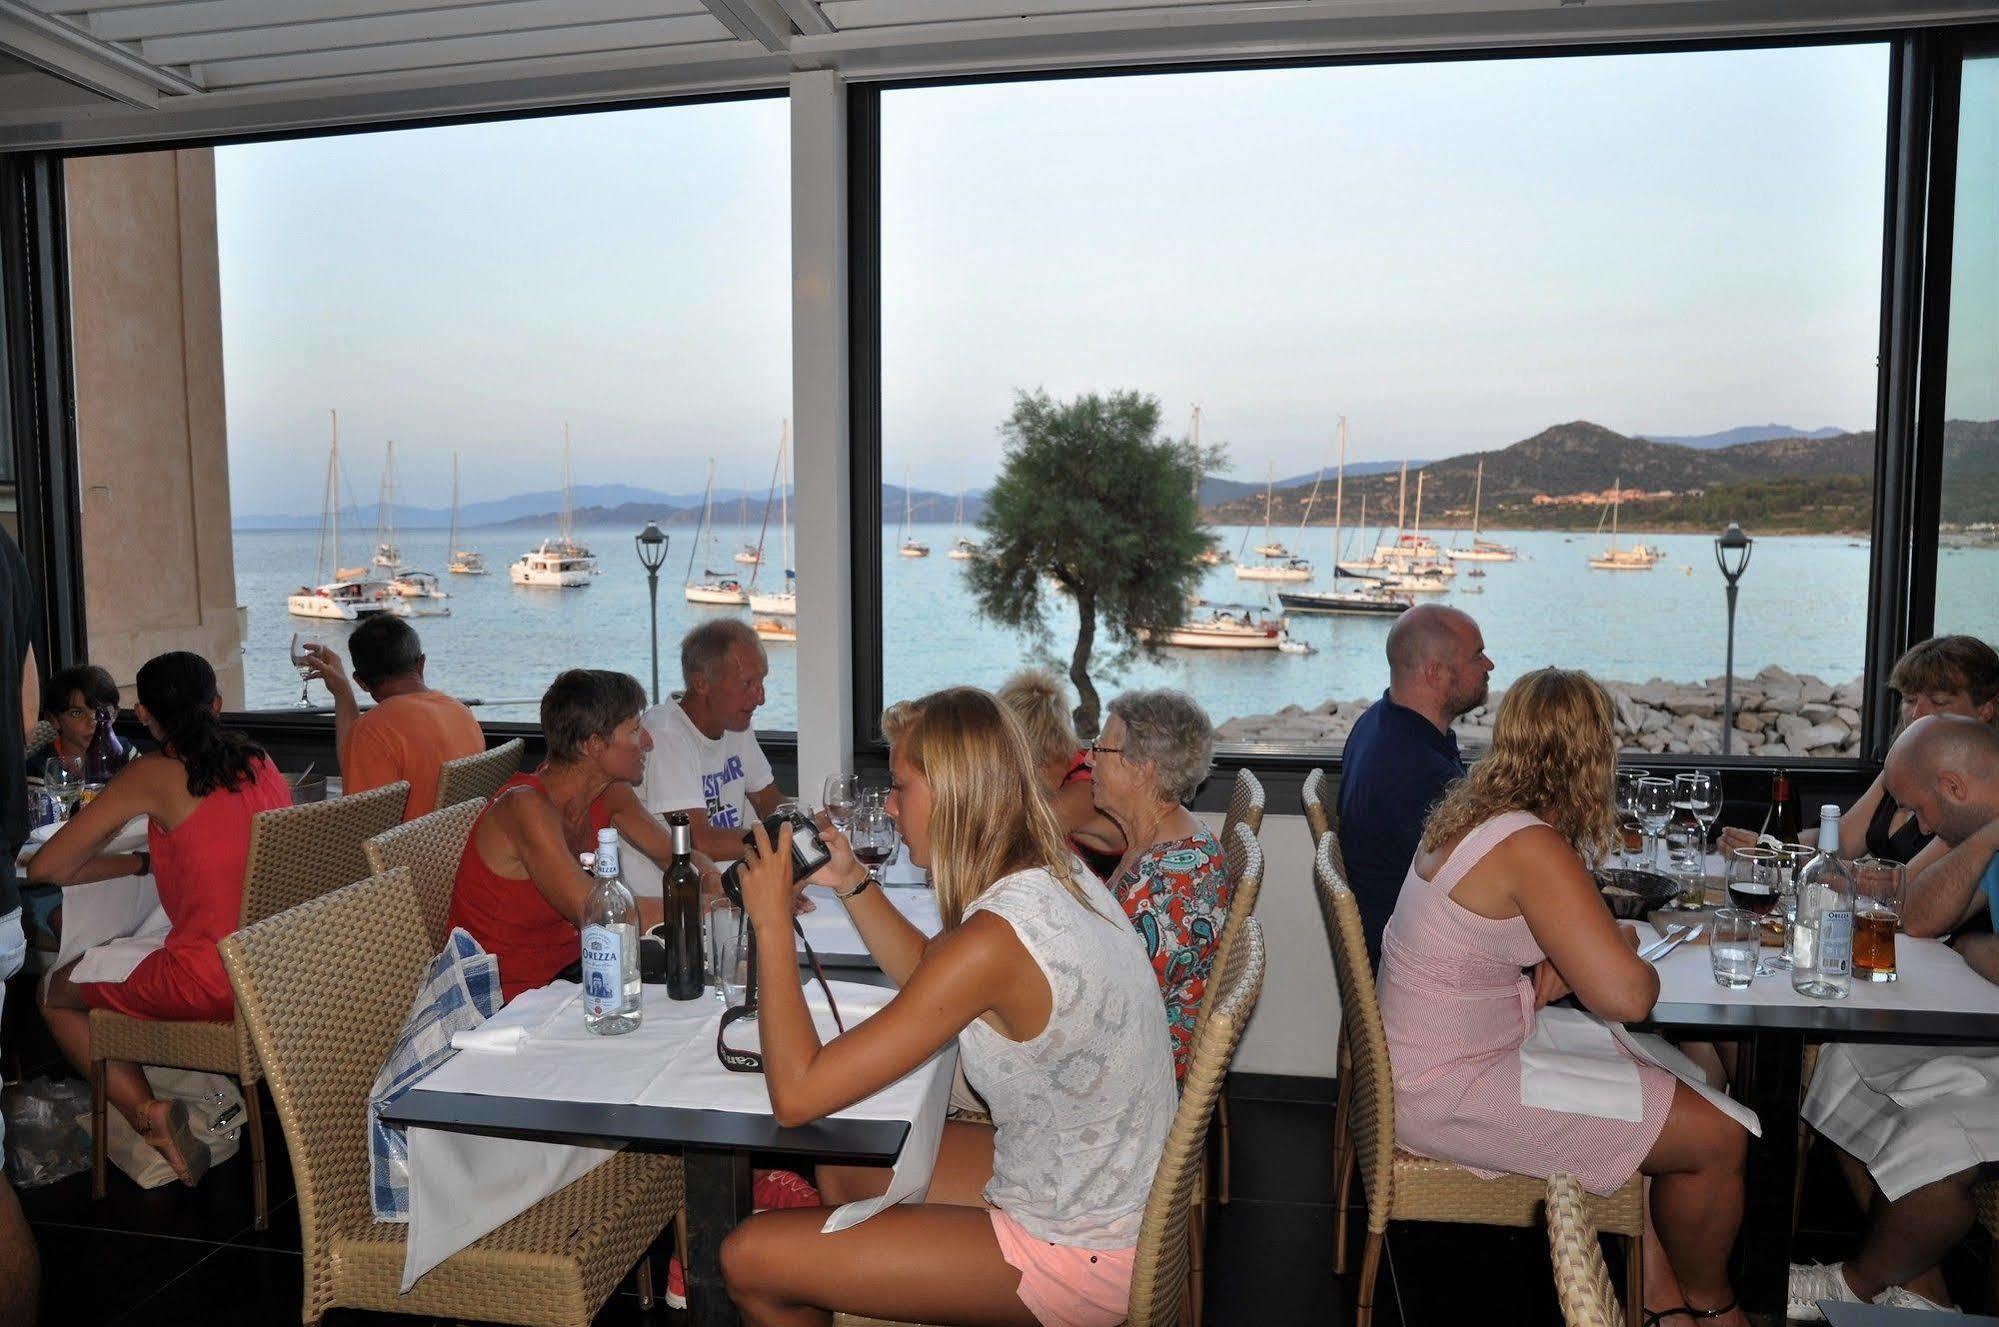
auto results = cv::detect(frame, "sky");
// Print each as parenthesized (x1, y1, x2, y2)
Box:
(215, 41, 1895, 515)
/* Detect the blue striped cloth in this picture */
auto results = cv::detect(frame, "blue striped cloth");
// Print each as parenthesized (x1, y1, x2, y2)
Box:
(368, 927, 503, 1222)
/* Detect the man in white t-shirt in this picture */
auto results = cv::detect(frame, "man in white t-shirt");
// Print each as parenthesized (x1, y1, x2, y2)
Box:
(637, 618, 785, 863)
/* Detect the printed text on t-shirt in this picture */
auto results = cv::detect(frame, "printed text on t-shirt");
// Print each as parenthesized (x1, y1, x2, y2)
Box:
(704, 756, 747, 827)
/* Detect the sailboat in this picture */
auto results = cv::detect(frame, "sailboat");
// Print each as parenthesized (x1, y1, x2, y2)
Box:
(1237, 460, 1311, 581)
(685, 459, 750, 605)
(948, 492, 981, 560)
(1442, 459, 1517, 563)
(1188, 407, 1232, 567)
(289, 411, 400, 621)
(370, 442, 404, 571)
(1280, 419, 1413, 618)
(733, 489, 762, 565)
(897, 469, 930, 557)
(447, 453, 487, 575)
(748, 422, 797, 617)
(1337, 493, 1392, 579)
(1144, 604, 1291, 650)
(510, 423, 600, 587)
(1588, 477, 1659, 571)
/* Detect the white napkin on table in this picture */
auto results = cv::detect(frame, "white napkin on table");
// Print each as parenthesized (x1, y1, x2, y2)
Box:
(449, 983, 579, 1054)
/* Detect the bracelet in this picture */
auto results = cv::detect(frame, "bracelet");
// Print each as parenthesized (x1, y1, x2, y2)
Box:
(131, 849, 151, 879)
(833, 876, 873, 902)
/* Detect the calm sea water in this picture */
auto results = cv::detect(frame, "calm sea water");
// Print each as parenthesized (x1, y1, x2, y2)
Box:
(232, 523, 1999, 729)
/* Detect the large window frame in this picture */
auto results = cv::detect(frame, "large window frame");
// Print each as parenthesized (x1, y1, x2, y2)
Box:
(3, 27, 1991, 811)
(844, 32, 1988, 804)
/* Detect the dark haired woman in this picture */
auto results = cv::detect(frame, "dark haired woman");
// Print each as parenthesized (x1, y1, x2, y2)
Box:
(32, 651, 293, 1185)
(450, 668, 702, 1000)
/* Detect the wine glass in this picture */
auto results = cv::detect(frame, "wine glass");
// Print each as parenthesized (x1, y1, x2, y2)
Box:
(1635, 777, 1674, 871)
(289, 633, 314, 708)
(1726, 848, 1787, 975)
(43, 755, 83, 820)
(1684, 770, 1722, 850)
(821, 774, 859, 834)
(849, 803, 899, 886)
(1615, 769, 1651, 862)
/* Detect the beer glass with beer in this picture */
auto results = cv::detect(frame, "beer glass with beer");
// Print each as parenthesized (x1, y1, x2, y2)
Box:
(1852, 856, 1906, 983)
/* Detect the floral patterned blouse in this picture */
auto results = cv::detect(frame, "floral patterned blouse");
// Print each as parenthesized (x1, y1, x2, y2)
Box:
(1109, 826, 1232, 1084)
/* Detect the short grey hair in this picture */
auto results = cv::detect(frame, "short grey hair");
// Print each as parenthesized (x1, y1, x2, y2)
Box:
(680, 618, 763, 689)
(1107, 689, 1214, 805)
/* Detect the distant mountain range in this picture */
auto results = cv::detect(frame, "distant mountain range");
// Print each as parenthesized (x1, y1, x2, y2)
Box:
(1636, 423, 1848, 449)
(235, 484, 987, 531)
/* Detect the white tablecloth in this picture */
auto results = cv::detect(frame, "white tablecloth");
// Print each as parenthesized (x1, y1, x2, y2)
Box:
(402, 977, 956, 1289)
(16, 815, 149, 870)
(795, 883, 943, 961)
(1652, 936, 1999, 1015)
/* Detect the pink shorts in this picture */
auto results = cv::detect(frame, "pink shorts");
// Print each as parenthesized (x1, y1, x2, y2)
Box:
(989, 1208, 1135, 1327)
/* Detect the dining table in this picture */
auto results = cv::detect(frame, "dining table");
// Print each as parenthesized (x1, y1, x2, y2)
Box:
(1630, 920, 1999, 1318)
(381, 852, 951, 1327)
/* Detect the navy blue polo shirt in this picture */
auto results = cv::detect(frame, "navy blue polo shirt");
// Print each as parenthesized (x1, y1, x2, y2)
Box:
(1337, 690, 1466, 966)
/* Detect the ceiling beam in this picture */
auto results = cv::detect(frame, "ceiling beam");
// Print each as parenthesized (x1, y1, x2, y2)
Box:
(773, 0, 834, 36)
(0, 1, 197, 104)
(698, 0, 795, 50)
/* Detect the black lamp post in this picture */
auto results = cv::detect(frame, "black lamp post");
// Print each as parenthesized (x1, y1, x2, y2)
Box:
(1715, 521, 1754, 755)
(635, 522, 670, 704)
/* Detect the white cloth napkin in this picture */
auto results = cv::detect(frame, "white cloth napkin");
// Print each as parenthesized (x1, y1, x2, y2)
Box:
(1865, 1051, 1999, 1109)
(449, 984, 579, 1054)
(72, 921, 169, 984)
(56, 871, 164, 976)
(1519, 1006, 1645, 1122)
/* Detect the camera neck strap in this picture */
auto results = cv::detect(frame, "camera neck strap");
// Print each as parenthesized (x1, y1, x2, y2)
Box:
(716, 915, 846, 1074)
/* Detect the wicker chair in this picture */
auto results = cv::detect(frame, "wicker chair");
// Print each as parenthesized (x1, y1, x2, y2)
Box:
(1301, 770, 1362, 1270)
(1301, 766, 1347, 876)
(1312, 833, 1646, 1327)
(436, 738, 526, 811)
(1219, 766, 1266, 847)
(219, 866, 679, 1327)
(1190, 823, 1264, 1314)
(833, 918, 1266, 1327)
(1546, 1174, 1625, 1327)
(363, 797, 485, 951)
(25, 717, 54, 756)
(87, 780, 411, 1228)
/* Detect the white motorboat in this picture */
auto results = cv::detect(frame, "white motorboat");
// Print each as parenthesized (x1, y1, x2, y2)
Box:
(752, 617, 796, 643)
(288, 578, 399, 621)
(446, 454, 486, 574)
(512, 425, 599, 587)
(389, 569, 448, 599)
(1144, 606, 1288, 650)
(1236, 557, 1313, 582)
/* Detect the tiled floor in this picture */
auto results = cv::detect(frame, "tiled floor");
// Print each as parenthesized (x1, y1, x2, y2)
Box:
(8, 1069, 1997, 1325)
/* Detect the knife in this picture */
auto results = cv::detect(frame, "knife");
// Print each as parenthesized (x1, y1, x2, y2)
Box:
(1642, 925, 1704, 963)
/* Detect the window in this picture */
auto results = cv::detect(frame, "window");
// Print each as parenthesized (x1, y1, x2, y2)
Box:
(876, 46, 1889, 758)
(1934, 42, 1999, 647)
(63, 99, 796, 728)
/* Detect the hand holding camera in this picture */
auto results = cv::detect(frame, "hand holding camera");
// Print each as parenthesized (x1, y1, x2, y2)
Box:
(721, 810, 833, 929)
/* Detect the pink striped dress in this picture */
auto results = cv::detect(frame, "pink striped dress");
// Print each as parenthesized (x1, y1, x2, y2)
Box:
(1375, 811, 1675, 1195)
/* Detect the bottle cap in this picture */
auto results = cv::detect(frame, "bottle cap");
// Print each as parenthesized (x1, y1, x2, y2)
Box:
(597, 827, 619, 847)
(1820, 804, 1840, 820)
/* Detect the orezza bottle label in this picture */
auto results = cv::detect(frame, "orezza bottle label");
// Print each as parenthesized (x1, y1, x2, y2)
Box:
(1819, 909, 1853, 976)
(581, 924, 623, 1014)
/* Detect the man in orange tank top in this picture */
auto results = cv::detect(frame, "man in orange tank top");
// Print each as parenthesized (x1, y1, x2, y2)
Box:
(303, 616, 485, 819)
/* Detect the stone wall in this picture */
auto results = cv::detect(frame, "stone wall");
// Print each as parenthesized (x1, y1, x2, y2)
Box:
(1214, 665, 1865, 758)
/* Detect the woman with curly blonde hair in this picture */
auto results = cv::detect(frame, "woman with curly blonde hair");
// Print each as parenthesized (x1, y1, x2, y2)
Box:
(1376, 668, 1750, 1327)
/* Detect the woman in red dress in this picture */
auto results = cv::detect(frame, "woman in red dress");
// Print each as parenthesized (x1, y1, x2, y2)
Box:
(33, 652, 293, 1186)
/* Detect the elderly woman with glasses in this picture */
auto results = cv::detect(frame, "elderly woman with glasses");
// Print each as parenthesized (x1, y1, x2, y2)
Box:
(1089, 688, 1229, 1083)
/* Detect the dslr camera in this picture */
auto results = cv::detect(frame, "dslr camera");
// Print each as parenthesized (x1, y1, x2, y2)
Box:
(718, 809, 832, 906)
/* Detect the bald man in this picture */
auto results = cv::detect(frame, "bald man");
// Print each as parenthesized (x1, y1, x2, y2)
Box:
(1336, 605, 1494, 962)
(1882, 714, 1999, 981)
(1790, 714, 1999, 1318)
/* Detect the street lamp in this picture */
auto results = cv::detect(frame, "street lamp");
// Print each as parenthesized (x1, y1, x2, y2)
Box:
(1715, 521, 1754, 755)
(635, 522, 670, 704)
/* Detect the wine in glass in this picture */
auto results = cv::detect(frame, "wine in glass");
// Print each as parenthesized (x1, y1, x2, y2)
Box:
(1725, 848, 1781, 914)
(849, 803, 898, 885)
(821, 774, 859, 834)
(1635, 777, 1674, 871)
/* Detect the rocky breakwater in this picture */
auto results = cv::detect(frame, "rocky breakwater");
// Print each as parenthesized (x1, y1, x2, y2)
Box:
(1214, 666, 1865, 758)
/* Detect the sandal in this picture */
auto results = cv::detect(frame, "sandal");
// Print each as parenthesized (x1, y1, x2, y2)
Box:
(1642, 1301, 1736, 1327)
(141, 1100, 213, 1188)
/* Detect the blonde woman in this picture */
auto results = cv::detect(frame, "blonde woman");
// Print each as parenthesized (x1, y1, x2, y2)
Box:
(1375, 668, 1749, 1327)
(995, 669, 1123, 875)
(722, 688, 1174, 1327)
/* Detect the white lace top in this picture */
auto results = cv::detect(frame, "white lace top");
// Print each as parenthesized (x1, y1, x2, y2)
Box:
(961, 864, 1177, 1248)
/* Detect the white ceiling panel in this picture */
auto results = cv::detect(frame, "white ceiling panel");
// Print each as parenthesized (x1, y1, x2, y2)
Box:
(0, 0, 1996, 148)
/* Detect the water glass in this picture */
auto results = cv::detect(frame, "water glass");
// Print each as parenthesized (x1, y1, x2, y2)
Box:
(705, 900, 749, 1008)
(1709, 909, 1759, 989)
(821, 774, 859, 833)
(42, 756, 83, 819)
(1635, 777, 1674, 869)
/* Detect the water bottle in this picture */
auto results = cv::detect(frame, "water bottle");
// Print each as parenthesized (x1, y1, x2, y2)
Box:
(663, 814, 705, 1002)
(582, 827, 642, 1034)
(82, 705, 124, 798)
(1791, 804, 1855, 1001)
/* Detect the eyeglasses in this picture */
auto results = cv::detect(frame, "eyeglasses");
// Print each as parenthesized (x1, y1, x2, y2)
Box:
(1088, 743, 1123, 757)
(58, 706, 92, 722)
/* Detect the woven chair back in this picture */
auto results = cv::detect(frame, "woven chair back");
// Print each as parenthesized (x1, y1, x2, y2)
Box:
(436, 738, 526, 811)
(1301, 767, 1333, 842)
(365, 797, 485, 950)
(26, 718, 54, 755)
(1186, 824, 1263, 1062)
(220, 867, 432, 1322)
(239, 780, 410, 927)
(1976, 1178, 1998, 1240)
(1545, 1175, 1624, 1327)
(1127, 918, 1266, 1326)
(1313, 831, 1396, 1234)
(1219, 767, 1265, 846)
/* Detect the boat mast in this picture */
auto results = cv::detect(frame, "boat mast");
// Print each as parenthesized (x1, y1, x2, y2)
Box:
(1332, 417, 1346, 581)
(321, 409, 340, 583)
(1263, 461, 1275, 544)
(1396, 460, 1408, 546)
(559, 422, 574, 548)
(449, 452, 461, 555)
(1413, 468, 1425, 543)
(780, 420, 792, 582)
(686, 459, 714, 584)
(1296, 456, 1325, 547)
(1609, 476, 1621, 554)
(1471, 458, 1484, 541)
(749, 425, 783, 592)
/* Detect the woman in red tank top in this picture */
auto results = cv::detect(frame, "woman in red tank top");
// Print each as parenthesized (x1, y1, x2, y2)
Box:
(32, 653, 293, 1187)
(448, 669, 711, 1000)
